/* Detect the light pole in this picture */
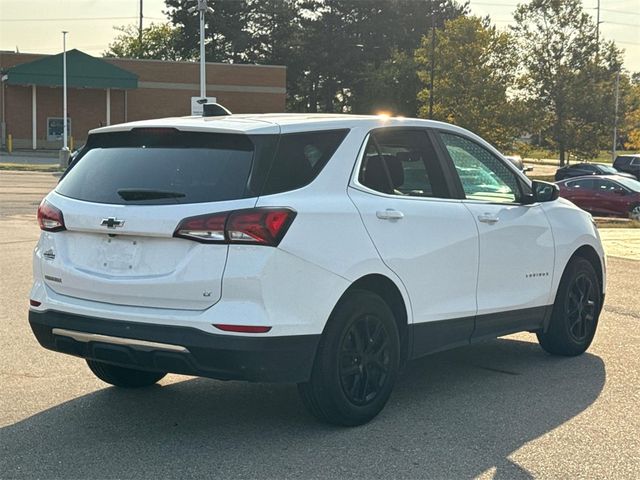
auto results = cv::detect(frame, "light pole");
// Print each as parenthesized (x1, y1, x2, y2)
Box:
(59, 31, 69, 168)
(189, 0, 213, 99)
(612, 70, 620, 162)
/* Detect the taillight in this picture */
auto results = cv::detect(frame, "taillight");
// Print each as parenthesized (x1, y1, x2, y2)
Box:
(173, 212, 227, 242)
(174, 208, 296, 246)
(37, 200, 66, 232)
(227, 209, 295, 245)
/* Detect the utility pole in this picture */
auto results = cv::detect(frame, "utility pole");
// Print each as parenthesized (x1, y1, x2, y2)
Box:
(59, 31, 69, 168)
(138, 0, 143, 50)
(612, 70, 620, 162)
(596, 0, 600, 51)
(428, 10, 436, 119)
(189, 0, 213, 99)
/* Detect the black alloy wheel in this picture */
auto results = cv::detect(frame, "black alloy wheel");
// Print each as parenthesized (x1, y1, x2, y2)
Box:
(298, 289, 400, 426)
(339, 314, 392, 406)
(538, 257, 601, 356)
(565, 273, 598, 343)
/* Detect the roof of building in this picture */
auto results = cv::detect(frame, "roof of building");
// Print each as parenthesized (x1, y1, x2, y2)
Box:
(5, 49, 138, 89)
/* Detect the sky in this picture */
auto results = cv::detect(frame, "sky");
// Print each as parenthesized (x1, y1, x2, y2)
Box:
(1, 0, 639, 72)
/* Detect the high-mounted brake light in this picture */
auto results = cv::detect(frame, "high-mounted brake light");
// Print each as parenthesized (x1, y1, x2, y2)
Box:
(174, 208, 296, 246)
(37, 200, 66, 232)
(213, 324, 272, 333)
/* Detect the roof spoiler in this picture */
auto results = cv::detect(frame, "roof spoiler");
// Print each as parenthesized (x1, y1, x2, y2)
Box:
(203, 103, 232, 117)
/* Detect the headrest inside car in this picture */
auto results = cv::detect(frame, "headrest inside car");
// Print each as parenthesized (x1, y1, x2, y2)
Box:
(396, 151, 423, 163)
(362, 155, 404, 192)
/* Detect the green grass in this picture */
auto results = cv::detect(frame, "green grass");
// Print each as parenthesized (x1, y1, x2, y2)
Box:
(0, 163, 63, 172)
(510, 148, 640, 165)
(527, 174, 556, 183)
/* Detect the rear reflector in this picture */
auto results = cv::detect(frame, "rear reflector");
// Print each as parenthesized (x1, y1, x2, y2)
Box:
(29, 299, 41, 307)
(174, 207, 296, 246)
(213, 324, 272, 333)
(37, 200, 66, 232)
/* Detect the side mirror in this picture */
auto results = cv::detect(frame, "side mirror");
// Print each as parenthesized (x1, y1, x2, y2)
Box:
(613, 189, 626, 196)
(531, 180, 560, 203)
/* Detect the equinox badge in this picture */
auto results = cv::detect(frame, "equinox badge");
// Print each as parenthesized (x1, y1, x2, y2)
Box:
(101, 217, 125, 229)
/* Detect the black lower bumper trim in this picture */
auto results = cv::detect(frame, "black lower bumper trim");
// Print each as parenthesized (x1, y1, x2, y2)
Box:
(29, 310, 320, 383)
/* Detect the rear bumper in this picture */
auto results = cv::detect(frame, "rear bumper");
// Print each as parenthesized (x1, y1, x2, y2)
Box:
(29, 310, 320, 383)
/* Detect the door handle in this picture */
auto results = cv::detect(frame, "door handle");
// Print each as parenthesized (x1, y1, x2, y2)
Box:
(477, 213, 499, 224)
(376, 209, 404, 220)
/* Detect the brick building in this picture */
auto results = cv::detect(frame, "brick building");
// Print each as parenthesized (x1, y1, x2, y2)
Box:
(0, 50, 286, 150)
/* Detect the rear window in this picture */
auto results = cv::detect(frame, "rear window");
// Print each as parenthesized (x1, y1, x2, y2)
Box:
(57, 128, 349, 205)
(58, 130, 259, 205)
(614, 157, 632, 167)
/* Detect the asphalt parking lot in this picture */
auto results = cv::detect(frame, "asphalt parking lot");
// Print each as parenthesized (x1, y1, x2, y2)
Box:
(1, 171, 639, 479)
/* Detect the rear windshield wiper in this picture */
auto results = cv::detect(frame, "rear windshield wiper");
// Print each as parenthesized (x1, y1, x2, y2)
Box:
(117, 189, 186, 201)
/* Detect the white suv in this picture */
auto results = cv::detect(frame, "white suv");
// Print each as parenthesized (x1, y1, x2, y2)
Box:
(29, 114, 605, 425)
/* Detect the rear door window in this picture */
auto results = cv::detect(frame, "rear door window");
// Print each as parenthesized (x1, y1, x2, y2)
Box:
(566, 179, 595, 190)
(358, 129, 449, 198)
(614, 157, 630, 167)
(57, 129, 257, 205)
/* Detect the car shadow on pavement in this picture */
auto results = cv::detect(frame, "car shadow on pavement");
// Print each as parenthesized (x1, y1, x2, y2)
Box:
(0, 336, 605, 479)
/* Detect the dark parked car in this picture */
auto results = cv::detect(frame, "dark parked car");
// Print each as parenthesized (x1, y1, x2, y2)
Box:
(555, 162, 636, 181)
(613, 154, 640, 180)
(556, 175, 640, 220)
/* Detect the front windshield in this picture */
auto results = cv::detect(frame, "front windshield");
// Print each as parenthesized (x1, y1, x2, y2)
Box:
(600, 165, 617, 174)
(615, 177, 640, 192)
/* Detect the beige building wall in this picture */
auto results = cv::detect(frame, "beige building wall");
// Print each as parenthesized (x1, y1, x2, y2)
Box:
(0, 52, 286, 149)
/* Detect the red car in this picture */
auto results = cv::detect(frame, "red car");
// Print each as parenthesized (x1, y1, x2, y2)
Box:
(557, 175, 640, 220)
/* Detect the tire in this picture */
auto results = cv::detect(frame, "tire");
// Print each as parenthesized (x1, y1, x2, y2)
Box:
(86, 359, 166, 388)
(629, 203, 640, 221)
(298, 290, 400, 426)
(537, 257, 601, 356)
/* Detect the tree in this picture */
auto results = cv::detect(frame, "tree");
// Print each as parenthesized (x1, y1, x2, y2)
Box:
(104, 23, 184, 61)
(165, 0, 306, 109)
(355, 50, 423, 116)
(164, 0, 240, 62)
(512, 0, 623, 164)
(622, 76, 640, 151)
(163, 0, 466, 113)
(415, 16, 519, 150)
(292, 0, 466, 114)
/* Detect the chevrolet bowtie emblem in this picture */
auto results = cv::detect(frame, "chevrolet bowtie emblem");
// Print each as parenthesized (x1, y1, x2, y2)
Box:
(101, 217, 125, 229)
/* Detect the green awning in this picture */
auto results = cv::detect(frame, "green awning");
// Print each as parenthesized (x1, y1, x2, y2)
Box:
(5, 49, 137, 89)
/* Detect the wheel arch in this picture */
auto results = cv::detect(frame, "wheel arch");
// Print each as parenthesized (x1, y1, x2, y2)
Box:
(570, 244, 604, 297)
(334, 274, 411, 366)
(543, 243, 605, 332)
